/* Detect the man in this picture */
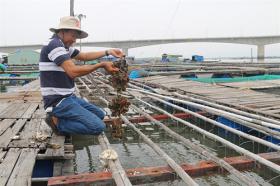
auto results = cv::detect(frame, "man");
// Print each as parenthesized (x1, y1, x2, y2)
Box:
(40, 16, 124, 135)
(0, 55, 7, 72)
(0, 63, 6, 72)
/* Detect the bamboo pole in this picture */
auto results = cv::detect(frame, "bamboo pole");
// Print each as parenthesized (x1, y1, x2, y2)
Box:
(134, 98, 280, 174)
(131, 80, 280, 125)
(143, 95, 280, 150)
(94, 77, 279, 139)
(128, 88, 280, 130)
(93, 76, 280, 141)
(85, 76, 198, 185)
(129, 81, 161, 94)
(120, 115, 198, 186)
(128, 83, 280, 139)
(173, 92, 280, 126)
(88, 75, 280, 178)
(77, 78, 132, 186)
(98, 133, 132, 186)
(130, 104, 259, 186)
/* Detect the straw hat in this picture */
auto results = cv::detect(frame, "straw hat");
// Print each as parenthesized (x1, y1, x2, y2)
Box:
(50, 16, 88, 39)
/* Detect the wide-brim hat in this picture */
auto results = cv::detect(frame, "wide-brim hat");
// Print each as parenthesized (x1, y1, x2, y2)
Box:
(50, 16, 88, 39)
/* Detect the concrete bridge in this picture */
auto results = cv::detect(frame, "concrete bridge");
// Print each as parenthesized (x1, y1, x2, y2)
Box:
(1, 35, 280, 60)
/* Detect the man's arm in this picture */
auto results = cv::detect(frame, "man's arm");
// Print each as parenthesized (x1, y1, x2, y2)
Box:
(60, 60, 118, 79)
(74, 49, 124, 61)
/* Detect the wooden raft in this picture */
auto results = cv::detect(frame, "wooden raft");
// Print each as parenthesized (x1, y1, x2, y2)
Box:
(0, 81, 74, 186)
(136, 75, 280, 118)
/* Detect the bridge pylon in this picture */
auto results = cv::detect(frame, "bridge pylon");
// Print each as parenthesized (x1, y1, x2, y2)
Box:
(122, 48, 129, 56)
(257, 44, 265, 62)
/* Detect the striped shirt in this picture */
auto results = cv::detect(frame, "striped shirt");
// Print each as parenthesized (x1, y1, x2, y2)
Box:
(39, 35, 79, 109)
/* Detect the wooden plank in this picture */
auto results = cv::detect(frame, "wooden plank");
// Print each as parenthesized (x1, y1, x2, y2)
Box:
(0, 119, 27, 148)
(153, 79, 186, 86)
(0, 103, 31, 119)
(11, 103, 31, 118)
(259, 105, 280, 111)
(8, 119, 43, 148)
(222, 99, 280, 106)
(15, 79, 40, 92)
(23, 91, 42, 102)
(32, 104, 46, 119)
(53, 160, 75, 177)
(6, 148, 38, 186)
(9, 119, 52, 149)
(228, 98, 280, 105)
(44, 134, 65, 158)
(139, 77, 280, 118)
(0, 102, 11, 114)
(0, 149, 6, 161)
(61, 160, 74, 176)
(264, 108, 280, 114)
(163, 82, 196, 88)
(244, 101, 280, 108)
(0, 119, 16, 135)
(14, 119, 38, 140)
(0, 148, 21, 186)
(209, 93, 272, 99)
(53, 161, 63, 176)
(21, 103, 39, 119)
(0, 91, 27, 97)
(39, 119, 53, 137)
(137, 75, 173, 82)
(8, 119, 52, 149)
(219, 79, 280, 89)
(0, 103, 18, 118)
(215, 96, 268, 102)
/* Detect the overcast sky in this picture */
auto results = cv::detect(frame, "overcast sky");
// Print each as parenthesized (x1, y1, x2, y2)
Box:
(0, 0, 280, 58)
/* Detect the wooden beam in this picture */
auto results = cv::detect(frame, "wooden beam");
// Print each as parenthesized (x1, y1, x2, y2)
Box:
(104, 112, 204, 125)
(0, 77, 37, 80)
(48, 152, 280, 186)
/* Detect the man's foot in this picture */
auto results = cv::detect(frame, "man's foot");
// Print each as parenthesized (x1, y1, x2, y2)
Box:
(45, 113, 61, 135)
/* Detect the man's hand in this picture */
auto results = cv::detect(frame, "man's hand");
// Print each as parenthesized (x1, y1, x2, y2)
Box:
(108, 49, 125, 58)
(101, 62, 119, 74)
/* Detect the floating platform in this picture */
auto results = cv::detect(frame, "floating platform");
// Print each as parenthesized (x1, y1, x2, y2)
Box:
(136, 75, 280, 118)
(0, 81, 74, 186)
(1, 62, 280, 185)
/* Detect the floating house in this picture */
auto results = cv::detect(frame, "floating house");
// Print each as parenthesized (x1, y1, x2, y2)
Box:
(161, 53, 183, 62)
(8, 49, 40, 65)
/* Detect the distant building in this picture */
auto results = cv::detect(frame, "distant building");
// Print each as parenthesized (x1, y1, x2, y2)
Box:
(161, 54, 183, 62)
(191, 55, 204, 62)
(8, 49, 40, 65)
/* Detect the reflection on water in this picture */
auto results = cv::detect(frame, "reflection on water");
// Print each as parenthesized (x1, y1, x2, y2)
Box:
(72, 118, 280, 185)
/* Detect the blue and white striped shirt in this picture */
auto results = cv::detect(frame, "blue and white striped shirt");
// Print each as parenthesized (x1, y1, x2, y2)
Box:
(39, 35, 79, 109)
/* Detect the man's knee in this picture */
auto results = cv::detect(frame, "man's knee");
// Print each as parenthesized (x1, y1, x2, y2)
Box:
(91, 123, 106, 135)
(96, 110, 105, 120)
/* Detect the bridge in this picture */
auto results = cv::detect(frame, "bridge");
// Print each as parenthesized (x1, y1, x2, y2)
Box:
(1, 35, 280, 60)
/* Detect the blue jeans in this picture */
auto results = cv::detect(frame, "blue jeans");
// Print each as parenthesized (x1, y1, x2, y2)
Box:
(51, 95, 106, 135)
